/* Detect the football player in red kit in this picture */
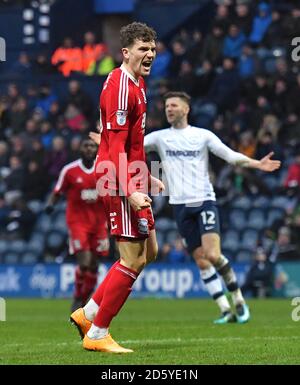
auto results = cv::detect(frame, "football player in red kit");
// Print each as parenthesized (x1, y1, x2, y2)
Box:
(46, 138, 109, 312)
(70, 22, 164, 353)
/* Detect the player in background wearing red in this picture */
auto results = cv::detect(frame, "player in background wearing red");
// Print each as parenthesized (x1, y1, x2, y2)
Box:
(46, 138, 109, 312)
(70, 22, 164, 354)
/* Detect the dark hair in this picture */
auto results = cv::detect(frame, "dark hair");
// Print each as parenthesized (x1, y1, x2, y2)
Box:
(120, 22, 157, 48)
(163, 91, 191, 106)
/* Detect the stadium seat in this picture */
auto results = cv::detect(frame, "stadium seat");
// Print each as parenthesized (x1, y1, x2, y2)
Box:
(247, 209, 266, 230)
(235, 249, 253, 262)
(3, 252, 20, 264)
(8, 240, 27, 254)
(231, 196, 252, 210)
(270, 196, 291, 210)
(222, 230, 240, 253)
(22, 252, 40, 264)
(27, 200, 43, 214)
(229, 209, 247, 230)
(252, 196, 270, 210)
(35, 214, 52, 233)
(240, 229, 259, 251)
(155, 217, 177, 232)
(0, 239, 8, 255)
(166, 230, 180, 244)
(45, 230, 66, 252)
(264, 175, 279, 190)
(267, 208, 285, 227)
(26, 233, 45, 254)
(52, 212, 67, 233)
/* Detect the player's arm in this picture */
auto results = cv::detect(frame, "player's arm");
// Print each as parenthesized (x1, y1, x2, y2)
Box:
(144, 131, 158, 153)
(109, 129, 151, 211)
(45, 166, 69, 214)
(207, 131, 281, 172)
(45, 192, 60, 215)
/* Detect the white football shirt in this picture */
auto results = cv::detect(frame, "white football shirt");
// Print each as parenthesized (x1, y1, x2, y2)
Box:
(144, 125, 250, 204)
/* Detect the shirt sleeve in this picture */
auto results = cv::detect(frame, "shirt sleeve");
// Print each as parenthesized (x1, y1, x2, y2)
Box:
(105, 75, 133, 131)
(206, 130, 251, 165)
(144, 131, 158, 153)
(54, 166, 70, 195)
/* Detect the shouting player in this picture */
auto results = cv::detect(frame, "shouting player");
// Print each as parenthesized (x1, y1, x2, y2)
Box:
(144, 91, 281, 323)
(70, 22, 163, 353)
(46, 138, 109, 312)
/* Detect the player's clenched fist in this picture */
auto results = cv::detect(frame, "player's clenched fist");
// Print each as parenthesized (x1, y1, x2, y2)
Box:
(128, 191, 152, 211)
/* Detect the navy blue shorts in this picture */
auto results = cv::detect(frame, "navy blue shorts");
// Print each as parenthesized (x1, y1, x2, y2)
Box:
(172, 200, 220, 254)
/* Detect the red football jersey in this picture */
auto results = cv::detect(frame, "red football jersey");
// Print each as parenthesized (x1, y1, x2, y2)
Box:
(96, 65, 149, 197)
(54, 159, 106, 229)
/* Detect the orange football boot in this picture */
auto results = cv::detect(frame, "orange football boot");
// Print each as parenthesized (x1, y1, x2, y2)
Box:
(83, 334, 133, 353)
(70, 308, 92, 339)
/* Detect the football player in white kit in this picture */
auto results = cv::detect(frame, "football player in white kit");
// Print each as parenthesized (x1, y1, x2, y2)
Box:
(144, 91, 281, 323)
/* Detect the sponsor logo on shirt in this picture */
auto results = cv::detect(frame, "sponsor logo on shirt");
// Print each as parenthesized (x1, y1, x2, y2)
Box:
(166, 150, 201, 157)
(81, 189, 98, 201)
(116, 110, 128, 126)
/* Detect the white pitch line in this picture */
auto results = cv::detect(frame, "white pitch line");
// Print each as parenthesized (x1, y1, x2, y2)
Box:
(2, 335, 300, 349)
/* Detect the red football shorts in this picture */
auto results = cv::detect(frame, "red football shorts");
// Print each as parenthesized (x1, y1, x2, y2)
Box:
(103, 195, 155, 241)
(68, 223, 109, 256)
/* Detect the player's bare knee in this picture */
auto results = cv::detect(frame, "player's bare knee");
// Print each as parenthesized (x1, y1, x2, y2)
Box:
(203, 251, 220, 265)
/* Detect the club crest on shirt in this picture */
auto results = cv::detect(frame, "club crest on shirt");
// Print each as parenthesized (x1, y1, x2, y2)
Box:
(116, 110, 128, 126)
(137, 218, 149, 235)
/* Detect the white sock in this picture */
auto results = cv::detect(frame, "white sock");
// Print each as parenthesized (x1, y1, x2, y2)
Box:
(231, 288, 245, 307)
(83, 299, 99, 322)
(87, 324, 108, 340)
(200, 266, 231, 313)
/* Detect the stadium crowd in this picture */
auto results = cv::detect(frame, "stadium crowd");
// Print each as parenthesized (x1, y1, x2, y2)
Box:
(0, 0, 300, 271)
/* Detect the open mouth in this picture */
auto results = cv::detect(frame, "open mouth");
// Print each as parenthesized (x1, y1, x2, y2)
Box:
(142, 61, 152, 69)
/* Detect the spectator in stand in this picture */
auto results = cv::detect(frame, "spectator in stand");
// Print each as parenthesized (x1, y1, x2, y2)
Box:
(255, 131, 283, 163)
(32, 53, 54, 75)
(162, 238, 188, 263)
(214, 3, 232, 32)
(242, 247, 275, 298)
(284, 150, 300, 189)
(35, 84, 57, 119)
(273, 226, 299, 261)
(239, 43, 256, 79)
(208, 57, 240, 112)
(237, 130, 256, 158)
(82, 31, 107, 74)
(149, 41, 171, 81)
(4, 155, 24, 196)
(23, 160, 49, 201)
(0, 141, 9, 169)
(10, 52, 32, 76)
(44, 136, 68, 181)
(64, 80, 94, 125)
(169, 40, 187, 78)
(223, 23, 246, 59)
(249, 2, 272, 46)
(9, 97, 29, 134)
(5, 198, 36, 241)
(51, 37, 82, 77)
(233, 2, 253, 36)
(202, 22, 225, 67)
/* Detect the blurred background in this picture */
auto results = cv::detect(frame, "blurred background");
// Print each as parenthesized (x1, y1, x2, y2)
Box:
(0, 0, 300, 299)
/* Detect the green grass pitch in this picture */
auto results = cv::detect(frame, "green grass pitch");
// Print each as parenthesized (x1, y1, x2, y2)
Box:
(1, 298, 299, 365)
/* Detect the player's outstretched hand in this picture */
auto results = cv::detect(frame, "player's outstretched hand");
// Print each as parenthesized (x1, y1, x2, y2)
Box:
(89, 131, 101, 145)
(128, 191, 152, 211)
(150, 175, 165, 195)
(258, 152, 281, 172)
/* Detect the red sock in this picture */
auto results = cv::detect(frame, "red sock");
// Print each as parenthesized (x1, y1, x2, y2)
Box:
(92, 260, 119, 306)
(74, 266, 84, 300)
(93, 262, 138, 328)
(81, 271, 98, 305)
